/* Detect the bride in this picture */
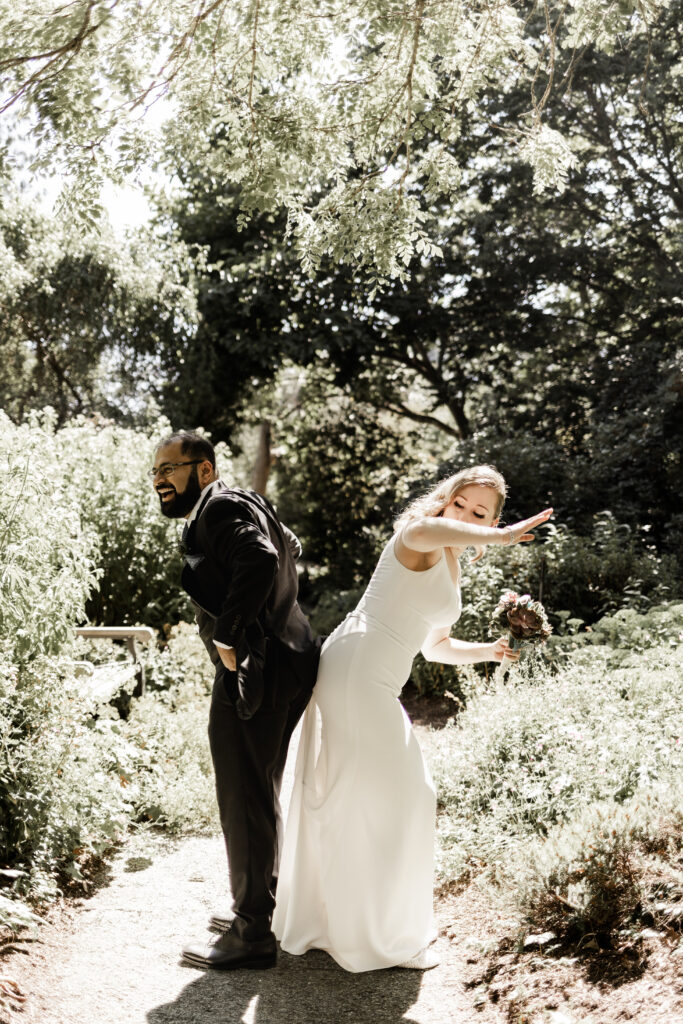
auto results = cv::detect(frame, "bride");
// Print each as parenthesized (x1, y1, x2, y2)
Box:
(272, 465, 553, 972)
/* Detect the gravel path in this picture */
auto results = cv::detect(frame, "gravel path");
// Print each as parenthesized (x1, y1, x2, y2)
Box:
(5, 725, 504, 1024)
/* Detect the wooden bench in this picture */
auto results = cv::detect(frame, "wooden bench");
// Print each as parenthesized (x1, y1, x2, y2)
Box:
(74, 627, 155, 704)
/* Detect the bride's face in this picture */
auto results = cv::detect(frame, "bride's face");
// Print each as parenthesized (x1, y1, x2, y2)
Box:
(441, 484, 499, 526)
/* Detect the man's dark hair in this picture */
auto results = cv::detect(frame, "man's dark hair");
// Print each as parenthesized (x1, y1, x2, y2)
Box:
(158, 432, 216, 470)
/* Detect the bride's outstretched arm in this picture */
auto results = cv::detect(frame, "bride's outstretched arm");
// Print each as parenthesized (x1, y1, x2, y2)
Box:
(421, 628, 519, 665)
(403, 507, 553, 553)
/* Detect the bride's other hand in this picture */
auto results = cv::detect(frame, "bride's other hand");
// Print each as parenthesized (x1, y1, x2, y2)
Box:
(490, 637, 520, 662)
(505, 507, 553, 545)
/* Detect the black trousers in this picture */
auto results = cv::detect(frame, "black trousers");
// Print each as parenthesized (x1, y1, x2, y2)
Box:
(207, 642, 314, 940)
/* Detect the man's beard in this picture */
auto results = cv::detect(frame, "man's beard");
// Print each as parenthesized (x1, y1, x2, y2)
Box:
(158, 466, 203, 519)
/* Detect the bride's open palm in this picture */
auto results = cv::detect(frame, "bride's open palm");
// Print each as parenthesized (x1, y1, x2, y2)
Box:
(506, 507, 553, 545)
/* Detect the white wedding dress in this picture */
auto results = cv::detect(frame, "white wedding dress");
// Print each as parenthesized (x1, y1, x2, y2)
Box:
(272, 533, 461, 972)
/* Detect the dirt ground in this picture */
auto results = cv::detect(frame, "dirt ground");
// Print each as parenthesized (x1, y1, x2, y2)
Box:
(1, 695, 681, 1024)
(439, 882, 683, 1024)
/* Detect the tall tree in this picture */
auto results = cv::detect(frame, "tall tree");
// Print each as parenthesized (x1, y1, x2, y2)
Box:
(162, 2, 682, 545)
(0, 194, 197, 424)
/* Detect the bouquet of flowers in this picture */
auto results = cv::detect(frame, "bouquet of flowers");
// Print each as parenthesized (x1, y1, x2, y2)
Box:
(490, 590, 552, 677)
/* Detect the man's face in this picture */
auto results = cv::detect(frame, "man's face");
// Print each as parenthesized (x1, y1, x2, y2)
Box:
(153, 441, 205, 519)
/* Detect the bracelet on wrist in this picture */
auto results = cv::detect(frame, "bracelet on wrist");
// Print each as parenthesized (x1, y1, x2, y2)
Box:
(505, 526, 515, 546)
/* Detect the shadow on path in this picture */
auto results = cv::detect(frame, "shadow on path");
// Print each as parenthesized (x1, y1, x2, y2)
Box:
(148, 949, 423, 1024)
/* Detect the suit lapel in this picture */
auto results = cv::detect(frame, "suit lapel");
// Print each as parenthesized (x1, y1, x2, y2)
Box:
(184, 482, 226, 553)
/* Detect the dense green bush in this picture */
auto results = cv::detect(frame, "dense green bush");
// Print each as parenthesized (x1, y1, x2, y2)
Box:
(0, 412, 97, 662)
(544, 601, 683, 669)
(307, 585, 363, 638)
(136, 620, 216, 693)
(507, 786, 683, 941)
(0, 413, 130, 911)
(0, 415, 228, 927)
(123, 623, 217, 831)
(0, 652, 136, 901)
(73, 622, 217, 832)
(438, 427, 682, 574)
(423, 637, 683, 939)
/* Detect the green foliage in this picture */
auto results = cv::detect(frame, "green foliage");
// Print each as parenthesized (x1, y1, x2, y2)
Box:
(0, 413, 228, 930)
(408, 652, 471, 702)
(0, 411, 97, 661)
(507, 787, 683, 940)
(274, 379, 425, 587)
(0, 626, 219, 919)
(424, 640, 683, 941)
(0, 648, 135, 904)
(307, 586, 363, 639)
(73, 623, 218, 834)
(0, 194, 198, 426)
(0, 412, 130, 922)
(0, 623, 217, 925)
(545, 602, 683, 668)
(0, 891, 41, 932)
(123, 623, 217, 832)
(135, 620, 215, 693)
(3, 0, 663, 272)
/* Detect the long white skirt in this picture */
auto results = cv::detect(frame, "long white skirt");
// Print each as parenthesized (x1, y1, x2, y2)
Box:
(272, 617, 436, 972)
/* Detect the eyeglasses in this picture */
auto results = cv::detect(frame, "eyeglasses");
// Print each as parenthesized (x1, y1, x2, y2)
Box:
(149, 460, 203, 480)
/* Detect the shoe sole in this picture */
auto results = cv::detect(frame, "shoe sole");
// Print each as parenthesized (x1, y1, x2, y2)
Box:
(182, 954, 277, 971)
(209, 917, 234, 933)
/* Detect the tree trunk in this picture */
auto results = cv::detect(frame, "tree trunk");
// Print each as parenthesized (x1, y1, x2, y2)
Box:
(251, 420, 273, 494)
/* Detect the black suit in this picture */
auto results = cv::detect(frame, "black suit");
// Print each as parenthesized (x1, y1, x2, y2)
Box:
(181, 483, 320, 940)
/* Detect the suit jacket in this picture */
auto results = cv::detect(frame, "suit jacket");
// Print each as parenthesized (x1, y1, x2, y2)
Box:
(180, 484, 319, 719)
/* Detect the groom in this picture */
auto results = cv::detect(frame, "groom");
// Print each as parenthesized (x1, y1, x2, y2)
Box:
(152, 431, 320, 970)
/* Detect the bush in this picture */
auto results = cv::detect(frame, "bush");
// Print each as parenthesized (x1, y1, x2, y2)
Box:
(506, 787, 683, 941)
(425, 642, 683, 891)
(0, 412, 97, 662)
(136, 620, 216, 694)
(544, 601, 683, 668)
(0, 414, 224, 926)
(0, 648, 135, 905)
(0, 413, 130, 909)
(71, 622, 217, 832)
(438, 426, 683, 575)
(123, 624, 217, 832)
(307, 585, 363, 638)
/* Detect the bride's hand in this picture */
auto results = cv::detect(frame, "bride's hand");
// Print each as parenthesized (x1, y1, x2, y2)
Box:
(504, 507, 553, 545)
(490, 637, 520, 663)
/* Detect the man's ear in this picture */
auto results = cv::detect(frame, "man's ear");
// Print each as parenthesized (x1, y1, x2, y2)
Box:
(199, 459, 215, 485)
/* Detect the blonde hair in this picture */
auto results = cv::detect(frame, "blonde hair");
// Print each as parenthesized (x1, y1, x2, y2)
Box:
(394, 465, 507, 532)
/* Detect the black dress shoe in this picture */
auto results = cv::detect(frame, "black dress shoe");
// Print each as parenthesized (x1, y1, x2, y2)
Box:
(182, 929, 277, 971)
(208, 912, 234, 933)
